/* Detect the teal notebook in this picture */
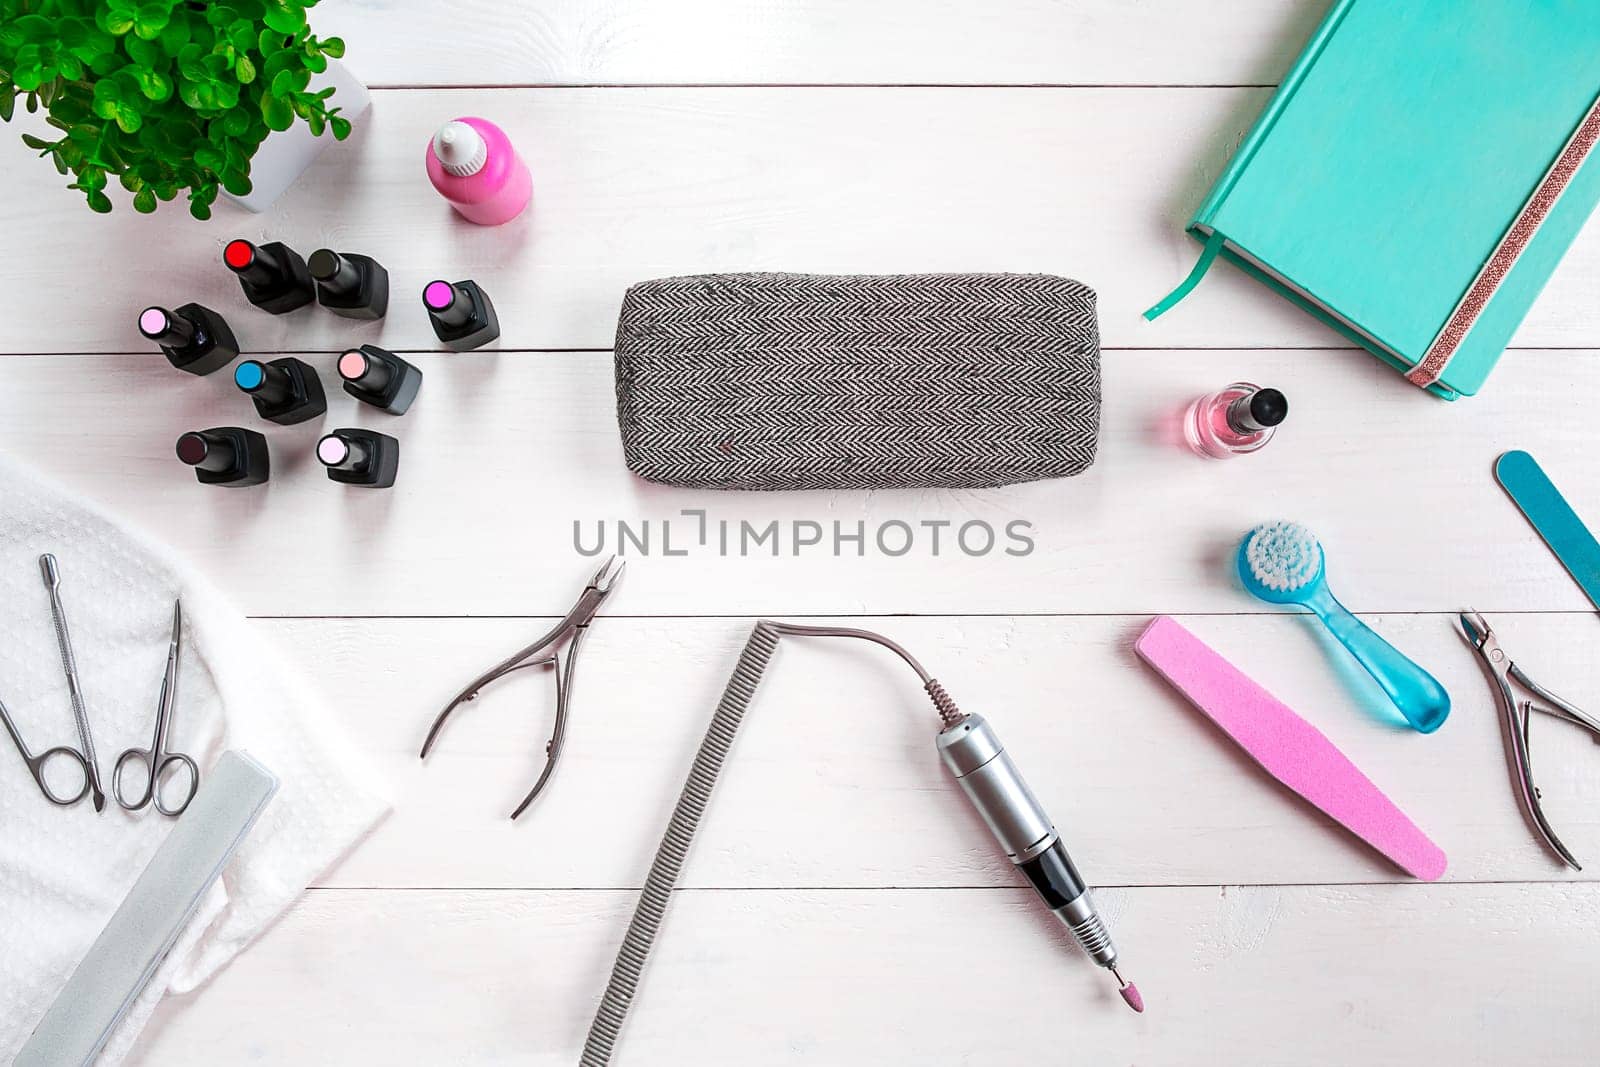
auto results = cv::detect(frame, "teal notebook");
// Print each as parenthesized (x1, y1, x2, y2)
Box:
(1147, 0, 1600, 398)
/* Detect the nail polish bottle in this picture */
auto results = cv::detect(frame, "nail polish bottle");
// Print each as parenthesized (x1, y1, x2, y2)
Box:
(423, 279, 500, 350)
(1183, 382, 1288, 459)
(317, 429, 399, 488)
(138, 303, 238, 375)
(338, 345, 423, 415)
(234, 357, 327, 426)
(426, 117, 532, 226)
(308, 248, 390, 320)
(176, 428, 270, 486)
(223, 239, 315, 314)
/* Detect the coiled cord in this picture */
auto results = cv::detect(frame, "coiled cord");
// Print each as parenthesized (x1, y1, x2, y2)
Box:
(578, 620, 960, 1066)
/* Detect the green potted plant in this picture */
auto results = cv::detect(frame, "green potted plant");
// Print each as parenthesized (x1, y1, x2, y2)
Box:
(0, 0, 363, 218)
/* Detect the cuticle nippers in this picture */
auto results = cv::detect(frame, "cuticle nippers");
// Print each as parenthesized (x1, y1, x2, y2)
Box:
(420, 556, 624, 819)
(1457, 610, 1600, 870)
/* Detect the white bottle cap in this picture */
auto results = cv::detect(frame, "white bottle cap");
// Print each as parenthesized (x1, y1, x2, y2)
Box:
(433, 120, 487, 177)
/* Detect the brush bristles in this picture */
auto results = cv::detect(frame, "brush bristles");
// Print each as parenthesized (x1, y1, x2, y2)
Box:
(1244, 521, 1321, 593)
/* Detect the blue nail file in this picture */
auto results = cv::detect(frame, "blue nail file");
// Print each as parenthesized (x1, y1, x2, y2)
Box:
(1495, 450, 1600, 611)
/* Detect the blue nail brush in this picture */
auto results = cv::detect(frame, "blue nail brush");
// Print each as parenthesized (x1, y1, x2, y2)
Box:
(1495, 450, 1600, 611)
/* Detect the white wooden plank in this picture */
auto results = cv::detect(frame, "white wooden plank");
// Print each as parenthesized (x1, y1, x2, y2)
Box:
(254, 613, 1599, 889)
(128, 882, 1600, 1065)
(6, 87, 1600, 354)
(314, 0, 1323, 87)
(3, 347, 1599, 617)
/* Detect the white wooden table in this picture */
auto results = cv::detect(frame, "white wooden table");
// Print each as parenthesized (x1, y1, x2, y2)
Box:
(4, 2, 1598, 1062)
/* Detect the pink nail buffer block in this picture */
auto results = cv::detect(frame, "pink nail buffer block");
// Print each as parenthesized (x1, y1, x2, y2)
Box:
(1134, 616, 1447, 881)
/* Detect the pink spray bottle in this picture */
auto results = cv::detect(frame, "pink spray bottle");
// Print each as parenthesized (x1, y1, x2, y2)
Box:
(426, 117, 532, 225)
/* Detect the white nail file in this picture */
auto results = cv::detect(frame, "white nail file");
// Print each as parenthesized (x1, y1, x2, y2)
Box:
(16, 751, 279, 1067)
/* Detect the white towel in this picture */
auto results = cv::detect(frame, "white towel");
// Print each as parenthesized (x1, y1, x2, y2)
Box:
(0, 456, 390, 1063)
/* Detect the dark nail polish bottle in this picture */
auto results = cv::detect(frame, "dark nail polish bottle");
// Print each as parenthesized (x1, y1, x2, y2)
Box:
(224, 239, 315, 314)
(176, 428, 270, 486)
(309, 248, 390, 320)
(338, 345, 423, 415)
(139, 304, 239, 375)
(423, 279, 499, 350)
(317, 429, 400, 488)
(234, 357, 327, 425)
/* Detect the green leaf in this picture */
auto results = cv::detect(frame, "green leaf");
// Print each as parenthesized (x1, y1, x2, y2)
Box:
(132, 5, 171, 41)
(124, 33, 161, 67)
(0, 91, 14, 122)
(158, 17, 190, 55)
(305, 109, 323, 136)
(132, 68, 172, 100)
(57, 54, 85, 80)
(12, 15, 57, 42)
(303, 51, 326, 74)
(318, 36, 344, 59)
(177, 79, 204, 109)
(133, 186, 157, 212)
(188, 197, 210, 220)
(52, 149, 69, 174)
(221, 108, 250, 135)
(261, 2, 308, 35)
(59, 16, 91, 49)
(113, 105, 142, 133)
(87, 189, 114, 213)
(219, 168, 251, 196)
(91, 80, 122, 119)
(205, 5, 239, 27)
(328, 114, 350, 140)
(68, 35, 116, 63)
(89, 51, 123, 76)
(77, 167, 107, 191)
(98, 7, 136, 35)
(192, 145, 224, 171)
(177, 42, 206, 76)
(11, 66, 44, 92)
(260, 92, 293, 131)
(21, 132, 53, 150)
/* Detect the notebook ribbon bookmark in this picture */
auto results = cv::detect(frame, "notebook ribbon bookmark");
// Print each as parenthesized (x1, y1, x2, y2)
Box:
(1143, 230, 1226, 321)
(1408, 90, 1600, 388)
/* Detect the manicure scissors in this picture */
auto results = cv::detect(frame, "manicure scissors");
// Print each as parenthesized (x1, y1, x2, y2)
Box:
(113, 601, 200, 817)
(0, 694, 92, 806)
(1457, 610, 1600, 870)
(420, 556, 624, 819)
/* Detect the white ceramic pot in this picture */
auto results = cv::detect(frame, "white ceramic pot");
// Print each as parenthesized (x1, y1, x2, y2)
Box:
(224, 59, 371, 213)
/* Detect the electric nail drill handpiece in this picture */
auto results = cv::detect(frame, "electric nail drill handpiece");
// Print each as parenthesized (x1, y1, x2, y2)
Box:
(937, 713, 1143, 1013)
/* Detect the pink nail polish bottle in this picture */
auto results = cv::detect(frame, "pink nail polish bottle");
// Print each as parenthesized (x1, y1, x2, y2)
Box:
(426, 117, 532, 225)
(1183, 382, 1288, 458)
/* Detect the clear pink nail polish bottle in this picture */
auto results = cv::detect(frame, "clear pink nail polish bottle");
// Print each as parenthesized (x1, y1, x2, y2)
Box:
(1183, 382, 1288, 458)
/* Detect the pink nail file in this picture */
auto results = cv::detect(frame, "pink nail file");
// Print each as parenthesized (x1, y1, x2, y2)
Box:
(1134, 616, 1447, 881)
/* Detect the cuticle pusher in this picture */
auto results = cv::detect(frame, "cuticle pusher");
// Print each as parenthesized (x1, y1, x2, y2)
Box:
(40, 553, 106, 811)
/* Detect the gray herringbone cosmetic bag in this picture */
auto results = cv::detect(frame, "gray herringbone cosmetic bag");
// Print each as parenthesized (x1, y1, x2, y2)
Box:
(613, 272, 1100, 490)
